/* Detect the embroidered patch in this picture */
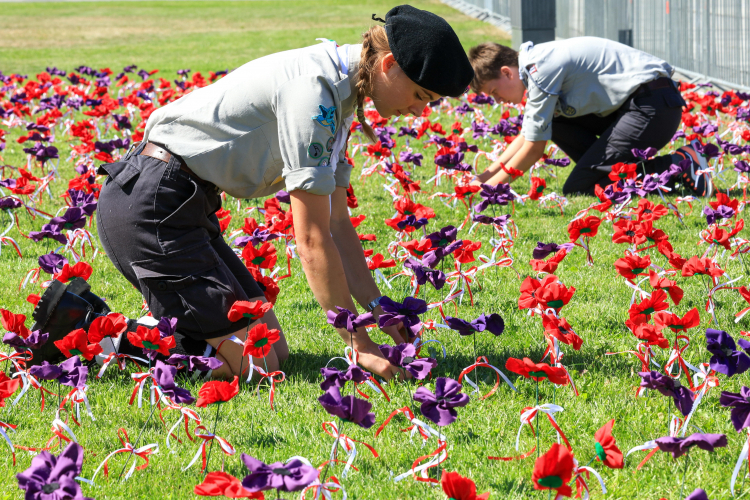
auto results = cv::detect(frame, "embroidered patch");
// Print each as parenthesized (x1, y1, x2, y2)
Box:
(561, 104, 577, 116)
(312, 104, 337, 134)
(529, 64, 538, 75)
(308, 142, 323, 159)
(318, 156, 331, 167)
(326, 136, 334, 152)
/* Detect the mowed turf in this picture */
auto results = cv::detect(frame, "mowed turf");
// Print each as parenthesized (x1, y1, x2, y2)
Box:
(0, 2, 748, 499)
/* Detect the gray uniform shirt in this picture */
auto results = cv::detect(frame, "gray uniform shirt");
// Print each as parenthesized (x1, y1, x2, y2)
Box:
(143, 42, 360, 199)
(519, 37, 675, 142)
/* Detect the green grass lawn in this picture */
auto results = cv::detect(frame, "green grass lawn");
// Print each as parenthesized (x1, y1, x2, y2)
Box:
(0, 2, 748, 500)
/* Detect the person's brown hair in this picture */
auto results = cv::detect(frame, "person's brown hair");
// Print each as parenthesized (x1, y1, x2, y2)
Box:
(468, 42, 519, 92)
(356, 25, 390, 143)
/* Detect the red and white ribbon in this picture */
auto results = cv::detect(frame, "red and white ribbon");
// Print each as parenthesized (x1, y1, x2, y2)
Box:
(161, 404, 202, 449)
(322, 421, 379, 479)
(89, 428, 159, 482)
(327, 347, 390, 402)
(0, 420, 17, 465)
(458, 356, 517, 397)
(12, 369, 57, 411)
(59, 385, 94, 423)
(249, 364, 286, 410)
(183, 425, 236, 473)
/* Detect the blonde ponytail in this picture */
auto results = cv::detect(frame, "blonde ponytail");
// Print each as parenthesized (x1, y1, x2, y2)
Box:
(356, 25, 390, 144)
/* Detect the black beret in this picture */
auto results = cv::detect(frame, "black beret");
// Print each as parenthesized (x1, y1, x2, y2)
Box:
(384, 4, 474, 98)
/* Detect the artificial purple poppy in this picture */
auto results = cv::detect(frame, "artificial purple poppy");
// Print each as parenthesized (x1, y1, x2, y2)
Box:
(422, 240, 463, 269)
(427, 226, 458, 248)
(275, 190, 291, 204)
(379, 343, 437, 380)
(413, 377, 469, 426)
(398, 151, 423, 166)
(490, 120, 517, 136)
(473, 93, 495, 105)
(0, 197, 22, 210)
(476, 183, 514, 212)
(694, 142, 721, 159)
(457, 141, 478, 153)
(49, 207, 86, 232)
(28, 361, 63, 381)
(705, 329, 750, 377)
(454, 102, 474, 114)
(23, 143, 59, 163)
(317, 387, 376, 428)
(445, 313, 505, 336)
(719, 386, 750, 432)
(67, 189, 97, 216)
(703, 205, 734, 225)
(29, 225, 67, 245)
(404, 258, 446, 290)
(397, 215, 429, 231)
(112, 114, 132, 130)
(471, 120, 490, 139)
(38, 253, 68, 275)
(319, 365, 370, 391)
(3, 331, 48, 351)
(655, 433, 727, 458)
(640, 174, 665, 194)
(398, 126, 418, 138)
(58, 356, 88, 389)
(326, 307, 375, 334)
(241, 454, 319, 493)
(685, 489, 710, 500)
(619, 178, 648, 198)
(631, 147, 658, 160)
(544, 157, 571, 167)
(638, 371, 694, 417)
(156, 316, 178, 338)
(601, 184, 630, 205)
(152, 360, 195, 405)
(734, 160, 750, 173)
(378, 296, 428, 337)
(532, 242, 574, 261)
(472, 214, 510, 227)
(165, 354, 223, 372)
(16, 442, 91, 500)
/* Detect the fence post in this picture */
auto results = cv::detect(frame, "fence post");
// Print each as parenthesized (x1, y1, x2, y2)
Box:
(510, 0, 556, 49)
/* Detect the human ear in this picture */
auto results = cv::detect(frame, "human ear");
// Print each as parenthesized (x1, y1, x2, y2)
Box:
(380, 53, 398, 74)
(501, 66, 514, 79)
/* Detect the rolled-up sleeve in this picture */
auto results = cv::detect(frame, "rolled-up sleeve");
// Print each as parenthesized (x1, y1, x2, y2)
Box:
(521, 85, 558, 142)
(275, 75, 342, 196)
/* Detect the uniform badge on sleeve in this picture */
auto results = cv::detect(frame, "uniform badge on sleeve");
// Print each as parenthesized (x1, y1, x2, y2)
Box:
(312, 105, 337, 134)
(308, 142, 323, 159)
(318, 156, 331, 167)
(326, 136, 334, 152)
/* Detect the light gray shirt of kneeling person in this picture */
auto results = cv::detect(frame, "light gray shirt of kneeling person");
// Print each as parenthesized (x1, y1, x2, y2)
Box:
(143, 42, 361, 199)
(519, 36, 675, 142)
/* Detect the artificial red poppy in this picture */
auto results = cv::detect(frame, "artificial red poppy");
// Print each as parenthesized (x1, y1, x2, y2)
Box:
(242, 242, 278, 270)
(567, 216, 601, 242)
(127, 325, 175, 356)
(0, 372, 20, 407)
(628, 289, 669, 321)
(532, 443, 575, 497)
(625, 317, 669, 349)
(26, 294, 41, 307)
(87, 313, 128, 343)
(194, 471, 263, 498)
(249, 268, 280, 305)
(518, 277, 543, 311)
(614, 253, 651, 280)
(55, 262, 93, 283)
(243, 323, 280, 359)
(530, 250, 567, 274)
(358, 233, 377, 242)
(709, 192, 739, 213)
(365, 141, 391, 159)
(505, 357, 569, 385)
(681, 256, 725, 278)
(648, 270, 684, 306)
(227, 300, 273, 323)
(591, 185, 613, 212)
(239, 217, 263, 236)
(349, 214, 366, 228)
(593, 419, 624, 469)
(440, 471, 489, 500)
(263, 198, 285, 226)
(634, 199, 668, 222)
(634, 221, 668, 247)
(454, 240, 482, 264)
(608, 162, 637, 182)
(653, 308, 700, 333)
(535, 274, 576, 312)
(1, 308, 31, 339)
(454, 185, 481, 201)
(367, 253, 396, 270)
(528, 176, 547, 200)
(657, 241, 686, 271)
(196, 376, 239, 407)
(612, 219, 639, 245)
(54, 328, 103, 361)
(541, 314, 583, 350)
(346, 183, 358, 208)
(393, 198, 435, 219)
(399, 239, 434, 258)
(500, 162, 524, 180)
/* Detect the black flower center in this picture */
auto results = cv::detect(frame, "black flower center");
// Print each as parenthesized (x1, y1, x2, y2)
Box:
(626, 231, 635, 237)
(272, 468, 292, 476)
(643, 209, 653, 214)
(721, 346, 734, 357)
(43, 483, 61, 493)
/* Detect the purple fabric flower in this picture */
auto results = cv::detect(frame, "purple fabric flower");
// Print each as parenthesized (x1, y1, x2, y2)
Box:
(655, 433, 727, 458)
(29, 225, 67, 245)
(67, 190, 97, 216)
(706, 329, 750, 377)
(319, 365, 370, 391)
(532, 242, 574, 260)
(471, 121, 489, 139)
(58, 356, 87, 389)
(29, 361, 63, 381)
(404, 258, 446, 290)
(435, 151, 465, 170)
(318, 387, 376, 428)
(379, 343, 437, 380)
(275, 190, 291, 204)
(0, 197, 22, 210)
(694, 142, 721, 159)
(156, 316, 178, 338)
(378, 296, 427, 337)
(397, 215, 428, 231)
(685, 489, 710, 500)
(703, 205, 734, 225)
(165, 354, 223, 372)
(38, 253, 68, 275)
(3, 331, 48, 351)
(398, 151, 423, 166)
(413, 377, 469, 426)
(734, 160, 750, 173)
(472, 93, 495, 105)
(241, 454, 319, 492)
(16, 442, 91, 500)
(639, 371, 694, 416)
(422, 240, 463, 269)
(476, 183, 514, 211)
(602, 184, 630, 204)
(326, 307, 375, 334)
(454, 102, 474, 114)
(719, 386, 750, 432)
(544, 157, 571, 167)
(445, 314, 504, 336)
(398, 126, 418, 138)
(112, 114, 132, 130)
(427, 226, 458, 248)
(457, 141, 478, 153)
(152, 361, 195, 404)
(49, 207, 86, 232)
(472, 214, 510, 227)
(631, 147, 658, 160)
(717, 138, 743, 155)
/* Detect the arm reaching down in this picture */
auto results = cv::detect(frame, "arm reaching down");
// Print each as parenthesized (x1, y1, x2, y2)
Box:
(473, 137, 547, 186)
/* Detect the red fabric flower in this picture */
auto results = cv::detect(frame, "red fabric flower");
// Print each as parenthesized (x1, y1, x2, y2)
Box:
(634, 221, 668, 246)
(628, 289, 669, 321)
(0, 372, 20, 407)
(535, 274, 576, 312)
(528, 176, 547, 200)
(681, 256, 725, 278)
(393, 198, 435, 219)
(541, 314, 583, 350)
(608, 162, 637, 182)
(242, 242, 278, 270)
(196, 376, 239, 407)
(532, 443, 575, 497)
(367, 253, 396, 270)
(594, 419, 624, 469)
(227, 300, 273, 323)
(625, 317, 669, 349)
(567, 216, 601, 241)
(634, 199, 668, 222)
(399, 239, 434, 257)
(614, 253, 651, 280)
(243, 324, 280, 358)
(530, 250, 567, 274)
(612, 219, 639, 245)
(518, 276, 543, 311)
(658, 241, 686, 271)
(54, 328, 103, 361)
(1, 308, 31, 339)
(505, 357, 569, 385)
(55, 262, 93, 283)
(454, 240, 482, 264)
(653, 307, 700, 333)
(709, 192, 739, 213)
(365, 141, 391, 159)
(249, 268, 280, 305)
(87, 313, 128, 343)
(440, 471, 489, 500)
(648, 270, 684, 306)
(194, 471, 263, 498)
(127, 325, 175, 356)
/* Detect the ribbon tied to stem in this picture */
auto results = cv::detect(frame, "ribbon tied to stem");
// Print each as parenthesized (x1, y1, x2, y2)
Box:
(183, 425, 235, 473)
(322, 420, 379, 479)
(458, 356, 517, 398)
(89, 428, 159, 482)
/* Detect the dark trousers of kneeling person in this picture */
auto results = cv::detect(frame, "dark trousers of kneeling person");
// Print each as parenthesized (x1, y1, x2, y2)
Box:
(556, 78, 686, 196)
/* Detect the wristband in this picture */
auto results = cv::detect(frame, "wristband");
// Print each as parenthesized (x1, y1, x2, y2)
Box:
(366, 296, 383, 312)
